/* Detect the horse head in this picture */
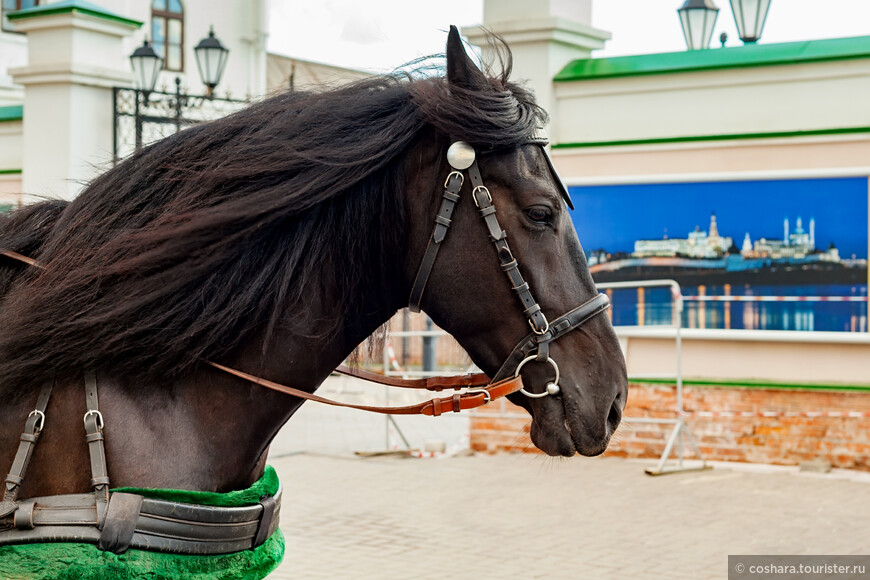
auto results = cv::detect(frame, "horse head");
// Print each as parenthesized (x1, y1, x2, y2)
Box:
(403, 27, 628, 456)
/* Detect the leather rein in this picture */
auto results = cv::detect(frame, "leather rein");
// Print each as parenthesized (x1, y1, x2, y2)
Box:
(0, 138, 610, 415)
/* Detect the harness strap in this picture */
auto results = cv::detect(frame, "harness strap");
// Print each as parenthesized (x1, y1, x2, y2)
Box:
(0, 485, 283, 555)
(466, 159, 551, 337)
(408, 171, 464, 312)
(207, 360, 522, 416)
(83, 371, 109, 510)
(0, 380, 53, 519)
(98, 492, 142, 554)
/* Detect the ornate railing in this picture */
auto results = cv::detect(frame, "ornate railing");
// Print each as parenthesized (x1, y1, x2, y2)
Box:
(112, 79, 248, 162)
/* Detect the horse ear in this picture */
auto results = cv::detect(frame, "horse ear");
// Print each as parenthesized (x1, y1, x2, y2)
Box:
(446, 25, 487, 90)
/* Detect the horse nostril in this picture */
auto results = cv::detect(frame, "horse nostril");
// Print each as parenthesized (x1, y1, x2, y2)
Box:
(613, 387, 626, 409)
(607, 397, 622, 429)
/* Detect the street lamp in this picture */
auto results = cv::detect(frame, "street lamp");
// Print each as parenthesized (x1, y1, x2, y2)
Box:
(129, 39, 162, 95)
(678, 0, 720, 51)
(729, 0, 772, 44)
(194, 27, 229, 98)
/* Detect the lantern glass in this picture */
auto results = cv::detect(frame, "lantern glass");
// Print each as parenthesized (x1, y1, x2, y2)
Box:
(729, 0, 772, 43)
(130, 40, 162, 93)
(678, 0, 720, 51)
(194, 29, 229, 92)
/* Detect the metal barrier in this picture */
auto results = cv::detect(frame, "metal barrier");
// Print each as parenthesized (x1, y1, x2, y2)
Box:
(598, 279, 709, 475)
(382, 326, 477, 378)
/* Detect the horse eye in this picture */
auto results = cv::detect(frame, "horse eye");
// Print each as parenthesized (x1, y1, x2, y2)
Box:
(525, 206, 552, 224)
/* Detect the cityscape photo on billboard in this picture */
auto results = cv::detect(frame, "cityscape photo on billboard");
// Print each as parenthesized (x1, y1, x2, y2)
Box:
(570, 177, 868, 332)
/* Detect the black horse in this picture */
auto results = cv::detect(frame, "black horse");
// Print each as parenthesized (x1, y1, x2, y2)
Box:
(0, 26, 627, 576)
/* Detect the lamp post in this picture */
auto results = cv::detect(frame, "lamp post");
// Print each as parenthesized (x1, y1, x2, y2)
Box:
(129, 39, 162, 95)
(194, 27, 229, 98)
(729, 0, 772, 44)
(115, 27, 243, 160)
(678, 0, 720, 51)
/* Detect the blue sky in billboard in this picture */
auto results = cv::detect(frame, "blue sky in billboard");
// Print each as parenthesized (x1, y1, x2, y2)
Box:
(569, 177, 868, 259)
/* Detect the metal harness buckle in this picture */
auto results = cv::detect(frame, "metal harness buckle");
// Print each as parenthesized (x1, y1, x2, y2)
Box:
(83, 410, 104, 430)
(26, 410, 45, 434)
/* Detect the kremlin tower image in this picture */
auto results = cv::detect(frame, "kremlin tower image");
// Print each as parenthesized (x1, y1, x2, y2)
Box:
(590, 212, 855, 286)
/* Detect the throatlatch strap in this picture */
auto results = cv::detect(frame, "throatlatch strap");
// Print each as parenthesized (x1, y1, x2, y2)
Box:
(0, 380, 53, 518)
(408, 171, 464, 312)
(83, 371, 110, 510)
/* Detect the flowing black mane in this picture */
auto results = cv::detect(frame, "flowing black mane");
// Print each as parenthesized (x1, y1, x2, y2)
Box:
(0, 48, 545, 400)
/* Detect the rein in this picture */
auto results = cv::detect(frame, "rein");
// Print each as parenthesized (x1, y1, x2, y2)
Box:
(0, 249, 523, 418)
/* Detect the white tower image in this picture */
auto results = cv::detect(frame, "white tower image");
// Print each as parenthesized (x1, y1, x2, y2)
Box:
(810, 218, 815, 249)
(784, 217, 789, 244)
(742, 232, 752, 253)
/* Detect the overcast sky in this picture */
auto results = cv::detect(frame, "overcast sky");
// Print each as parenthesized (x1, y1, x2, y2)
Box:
(268, 0, 870, 72)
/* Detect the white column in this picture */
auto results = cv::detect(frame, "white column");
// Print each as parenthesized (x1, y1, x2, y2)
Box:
(8, 3, 140, 202)
(463, 0, 610, 137)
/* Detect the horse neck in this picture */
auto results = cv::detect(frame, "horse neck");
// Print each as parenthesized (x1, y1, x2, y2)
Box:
(6, 239, 408, 500)
(113, 259, 407, 493)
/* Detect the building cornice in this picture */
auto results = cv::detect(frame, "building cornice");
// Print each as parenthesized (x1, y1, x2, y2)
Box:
(553, 126, 870, 150)
(9, 64, 131, 88)
(0, 105, 23, 122)
(465, 17, 609, 50)
(7, 0, 141, 29)
(556, 35, 870, 82)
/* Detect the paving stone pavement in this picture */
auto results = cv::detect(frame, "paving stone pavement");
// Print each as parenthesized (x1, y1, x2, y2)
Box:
(265, 453, 870, 580)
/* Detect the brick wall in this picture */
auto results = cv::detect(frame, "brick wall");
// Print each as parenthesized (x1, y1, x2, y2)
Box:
(470, 383, 870, 471)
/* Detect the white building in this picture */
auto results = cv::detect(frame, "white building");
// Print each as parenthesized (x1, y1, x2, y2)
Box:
(0, 0, 368, 205)
(634, 213, 733, 258)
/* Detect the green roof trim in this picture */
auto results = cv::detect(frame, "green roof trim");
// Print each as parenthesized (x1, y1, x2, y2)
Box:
(0, 105, 23, 123)
(556, 35, 870, 82)
(631, 377, 870, 393)
(7, 0, 142, 28)
(552, 125, 870, 149)
(0, 169, 22, 175)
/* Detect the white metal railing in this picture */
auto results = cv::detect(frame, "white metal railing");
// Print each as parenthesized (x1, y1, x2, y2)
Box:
(380, 281, 709, 474)
(684, 295, 867, 302)
(598, 279, 708, 475)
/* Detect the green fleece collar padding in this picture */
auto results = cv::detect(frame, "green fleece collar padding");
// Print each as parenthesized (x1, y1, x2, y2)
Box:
(0, 466, 285, 580)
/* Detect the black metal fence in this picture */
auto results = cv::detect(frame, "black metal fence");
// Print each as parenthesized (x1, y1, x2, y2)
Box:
(112, 80, 248, 162)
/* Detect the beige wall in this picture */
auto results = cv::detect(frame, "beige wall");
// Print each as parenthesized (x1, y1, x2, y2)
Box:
(553, 59, 870, 145)
(266, 54, 370, 95)
(0, 174, 21, 206)
(618, 327, 870, 386)
(552, 134, 870, 183)
(0, 119, 21, 172)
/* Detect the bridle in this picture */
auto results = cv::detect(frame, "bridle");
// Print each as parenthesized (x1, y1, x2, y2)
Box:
(0, 138, 611, 557)
(408, 139, 611, 398)
(0, 138, 610, 412)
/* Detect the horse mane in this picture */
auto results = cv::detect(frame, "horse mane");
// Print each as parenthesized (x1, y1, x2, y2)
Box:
(0, 43, 546, 399)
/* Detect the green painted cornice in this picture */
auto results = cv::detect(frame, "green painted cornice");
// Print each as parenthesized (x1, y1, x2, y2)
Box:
(0, 105, 23, 123)
(553, 126, 870, 149)
(556, 35, 870, 82)
(7, 0, 142, 28)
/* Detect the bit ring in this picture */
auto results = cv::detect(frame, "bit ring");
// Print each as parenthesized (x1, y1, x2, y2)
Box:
(514, 355, 560, 398)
